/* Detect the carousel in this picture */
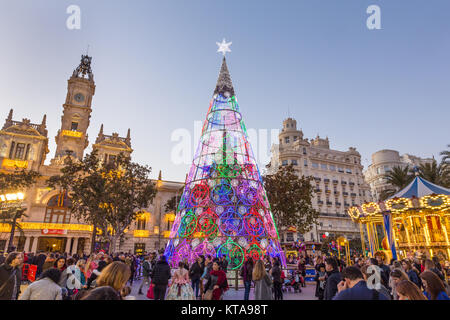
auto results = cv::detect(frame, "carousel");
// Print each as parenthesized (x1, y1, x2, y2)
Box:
(347, 172, 450, 261)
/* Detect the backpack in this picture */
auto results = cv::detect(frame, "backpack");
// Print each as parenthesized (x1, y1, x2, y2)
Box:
(143, 261, 151, 274)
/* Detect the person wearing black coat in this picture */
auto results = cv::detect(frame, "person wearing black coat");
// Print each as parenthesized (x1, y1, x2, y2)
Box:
(0, 252, 23, 300)
(34, 252, 47, 277)
(271, 261, 283, 300)
(189, 257, 204, 298)
(151, 255, 171, 300)
(323, 258, 342, 300)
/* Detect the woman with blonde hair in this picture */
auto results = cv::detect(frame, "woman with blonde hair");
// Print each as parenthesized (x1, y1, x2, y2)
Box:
(96, 261, 131, 297)
(253, 259, 273, 300)
(396, 280, 427, 300)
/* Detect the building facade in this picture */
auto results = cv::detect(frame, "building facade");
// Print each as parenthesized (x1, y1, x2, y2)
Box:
(266, 118, 372, 244)
(0, 55, 183, 254)
(364, 149, 434, 201)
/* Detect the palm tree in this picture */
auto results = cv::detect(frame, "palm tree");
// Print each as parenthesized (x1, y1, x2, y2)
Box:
(440, 144, 450, 164)
(419, 160, 450, 188)
(379, 165, 414, 201)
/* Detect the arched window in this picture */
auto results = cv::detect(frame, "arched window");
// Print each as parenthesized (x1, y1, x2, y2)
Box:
(44, 192, 72, 224)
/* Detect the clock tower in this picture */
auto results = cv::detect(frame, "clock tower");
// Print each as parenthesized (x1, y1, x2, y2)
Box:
(53, 55, 95, 161)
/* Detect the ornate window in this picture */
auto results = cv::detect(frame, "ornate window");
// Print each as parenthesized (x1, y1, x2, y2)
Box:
(44, 193, 72, 224)
(135, 211, 150, 230)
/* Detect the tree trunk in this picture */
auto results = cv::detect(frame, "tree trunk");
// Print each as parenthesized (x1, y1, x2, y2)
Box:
(90, 222, 97, 254)
(110, 235, 118, 254)
(8, 213, 17, 253)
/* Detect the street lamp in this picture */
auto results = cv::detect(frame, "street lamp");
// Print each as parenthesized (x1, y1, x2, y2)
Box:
(0, 191, 26, 253)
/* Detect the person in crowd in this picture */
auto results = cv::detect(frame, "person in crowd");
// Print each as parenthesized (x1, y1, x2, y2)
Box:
(197, 255, 205, 295)
(420, 270, 450, 300)
(121, 286, 135, 300)
(42, 253, 55, 272)
(182, 258, 190, 271)
(54, 257, 67, 272)
(315, 264, 327, 300)
(314, 257, 324, 297)
(219, 256, 228, 272)
(297, 256, 306, 287)
(151, 255, 171, 300)
(85, 260, 107, 289)
(19, 268, 62, 300)
(203, 261, 228, 300)
(85, 254, 98, 279)
(323, 257, 341, 300)
(432, 256, 444, 273)
(375, 254, 391, 287)
(396, 280, 427, 300)
(270, 260, 283, 300)
(391, 260, 402, 271)
(95, 261, 131, 298)
(333, 266, 389, 300)
(138, 255, 152, 295)
(166, 261, 195, 300)
(368, 258, 388, 288)
(125, 255, 135, 286)
(424, 259, 445, 282)
(104, 255, 113, 266)
(264, 256, 272, 273)
(240, 257, 253, 300)
(34, 251, 47, 277)
(390, 269, 409, 300)
(0, 252, 23, 300)
(253, 259, 272, 300)
(360, 265, 391, 300)
(189, 256, 204, 299)
(81, 286, 121, 300)
(75, 259, 87, 287)
(401, 260, 421, 288)
(200, 255, 213, 297)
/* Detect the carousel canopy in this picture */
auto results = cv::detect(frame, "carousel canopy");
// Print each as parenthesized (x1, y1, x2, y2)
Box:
(390, 176, 450, 199)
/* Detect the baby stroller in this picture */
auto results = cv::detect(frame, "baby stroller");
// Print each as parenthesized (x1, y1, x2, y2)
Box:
(283, 270, 302, 293)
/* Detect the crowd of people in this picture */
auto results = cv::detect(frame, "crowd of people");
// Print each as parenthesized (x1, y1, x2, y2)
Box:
(0, 248, 449, 301)
(312, 253, 450, 300)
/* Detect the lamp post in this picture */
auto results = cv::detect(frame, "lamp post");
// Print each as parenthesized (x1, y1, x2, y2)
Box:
(0, 192, 26, 253)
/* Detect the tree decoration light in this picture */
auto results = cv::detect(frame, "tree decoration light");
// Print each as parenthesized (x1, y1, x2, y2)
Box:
(164, 54, 285, 269)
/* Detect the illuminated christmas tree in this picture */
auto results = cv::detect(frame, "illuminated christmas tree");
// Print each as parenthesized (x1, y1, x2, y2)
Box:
(165, 42, 285, 270)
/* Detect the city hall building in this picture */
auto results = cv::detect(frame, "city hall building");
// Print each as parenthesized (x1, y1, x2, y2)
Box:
(0, 55, 183, 255)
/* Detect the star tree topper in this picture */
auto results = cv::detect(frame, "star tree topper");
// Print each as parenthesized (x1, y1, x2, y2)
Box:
(216, 38, 232, 56)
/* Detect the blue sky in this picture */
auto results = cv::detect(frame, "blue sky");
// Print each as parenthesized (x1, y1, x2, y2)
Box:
(1, 0, 449, 181)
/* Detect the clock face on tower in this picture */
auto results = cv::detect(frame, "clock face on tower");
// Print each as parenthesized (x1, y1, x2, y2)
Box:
(74, 93, 85, 103)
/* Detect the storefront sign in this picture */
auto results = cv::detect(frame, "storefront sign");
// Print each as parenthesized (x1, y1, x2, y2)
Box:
(41, 229, 67, 235)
